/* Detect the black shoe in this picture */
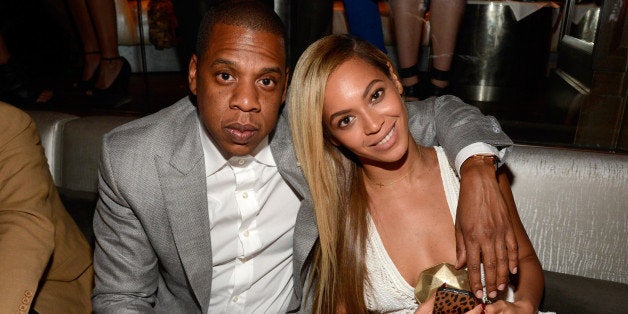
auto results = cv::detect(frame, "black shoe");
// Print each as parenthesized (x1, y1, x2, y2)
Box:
(88, 57, 132, 108)
(72, 51, 101, 94)
(0, 58, 53, 106)
(418, 80, 449, 99)
(399, 64, 421, 101)
(418, 67, 451, 99)
(403, 82, 421, 101)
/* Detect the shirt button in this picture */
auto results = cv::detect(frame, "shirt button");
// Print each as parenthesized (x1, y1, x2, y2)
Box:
(238, 159, 245, 165)
(233, 295, 239, 302)
(242, 192, 248, 199)
(243, 229, 250, 237)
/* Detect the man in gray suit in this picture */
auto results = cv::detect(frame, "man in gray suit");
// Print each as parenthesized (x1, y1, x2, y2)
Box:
(92, 1, 516, 312)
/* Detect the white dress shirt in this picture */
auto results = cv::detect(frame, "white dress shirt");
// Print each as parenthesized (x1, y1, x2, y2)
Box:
(455, 142, 502, 175)
(198, 118, 300, 313)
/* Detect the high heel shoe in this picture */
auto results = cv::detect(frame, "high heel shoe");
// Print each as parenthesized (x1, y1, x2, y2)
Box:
(399, 64, 421, 101)
(418, 67, 451, 99)
(73, 51, 101, 94)
(88, 57, 132, 108)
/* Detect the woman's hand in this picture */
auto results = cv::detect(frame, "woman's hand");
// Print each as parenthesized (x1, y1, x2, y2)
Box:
(414, 294, 435, 314)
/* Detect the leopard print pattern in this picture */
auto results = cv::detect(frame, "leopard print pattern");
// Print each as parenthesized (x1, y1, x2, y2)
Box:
(433, 284, 482, 314)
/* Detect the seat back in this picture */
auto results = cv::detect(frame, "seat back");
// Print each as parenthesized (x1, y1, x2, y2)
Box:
(506, 145, 628, 284)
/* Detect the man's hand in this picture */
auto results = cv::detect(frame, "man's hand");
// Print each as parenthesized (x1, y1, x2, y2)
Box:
(484, 300, 536, 314)
(456, 155, 518, 300)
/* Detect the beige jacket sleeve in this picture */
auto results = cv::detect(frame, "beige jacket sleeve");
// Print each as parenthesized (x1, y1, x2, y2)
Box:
(0, 103, 58, 312)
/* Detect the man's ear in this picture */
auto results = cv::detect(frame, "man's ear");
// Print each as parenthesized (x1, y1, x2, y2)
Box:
(189, 55, 199, 95)
(387, 61, 403, 95)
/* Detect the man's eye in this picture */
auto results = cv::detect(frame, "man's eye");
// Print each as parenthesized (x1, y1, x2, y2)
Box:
(260, 78, 275, 87)
(218, 72, 233, 81)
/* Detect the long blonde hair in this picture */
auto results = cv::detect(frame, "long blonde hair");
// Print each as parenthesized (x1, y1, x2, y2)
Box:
(288, 34, 397, 313)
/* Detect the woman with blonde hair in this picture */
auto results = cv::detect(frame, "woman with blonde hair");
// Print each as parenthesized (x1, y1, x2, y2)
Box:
(288, 34, 544, 313)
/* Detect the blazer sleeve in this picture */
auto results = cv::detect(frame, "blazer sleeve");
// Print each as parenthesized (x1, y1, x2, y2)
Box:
(407, 95, 513, 170)
(0, 108, 55, 311)
(92, 135, 159, 313)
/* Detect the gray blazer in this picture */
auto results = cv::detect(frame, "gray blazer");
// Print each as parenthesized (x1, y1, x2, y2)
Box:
(92, 96, 512, 313)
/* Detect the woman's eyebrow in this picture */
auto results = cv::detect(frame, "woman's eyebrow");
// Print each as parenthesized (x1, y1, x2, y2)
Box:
(362, 79, 383, 100)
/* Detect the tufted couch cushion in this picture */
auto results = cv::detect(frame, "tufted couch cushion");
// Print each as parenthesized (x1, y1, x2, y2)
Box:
(25, 111, 78, 186)
(61, 115, 138, 194)
(505, 145, 628, 312)
(506, 145, 627, 284)
(28, 111, 138, 243)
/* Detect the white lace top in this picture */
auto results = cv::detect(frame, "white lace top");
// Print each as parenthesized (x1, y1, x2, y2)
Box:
(363, 147, 460, 313)
(363, 147, 517, 313)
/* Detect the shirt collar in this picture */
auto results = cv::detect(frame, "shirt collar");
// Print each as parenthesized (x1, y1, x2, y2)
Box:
(197, 114, 276, 176)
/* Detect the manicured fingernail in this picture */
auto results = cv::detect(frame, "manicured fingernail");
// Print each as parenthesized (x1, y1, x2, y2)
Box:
(489, 291, 497, 298)
(475, 290, 483, 299)
(512, 267, 518, 274)
(498, 284, 505, 291)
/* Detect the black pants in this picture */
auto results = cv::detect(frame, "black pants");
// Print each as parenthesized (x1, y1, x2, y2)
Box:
(289, 0, 333, 69)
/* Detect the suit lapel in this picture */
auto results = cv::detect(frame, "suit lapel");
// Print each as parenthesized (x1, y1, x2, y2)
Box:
(156, 108, 212, 313)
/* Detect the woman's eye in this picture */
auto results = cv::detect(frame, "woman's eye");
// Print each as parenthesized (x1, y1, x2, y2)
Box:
(371, 89, 384, 101)
(338, 116, 354, 127)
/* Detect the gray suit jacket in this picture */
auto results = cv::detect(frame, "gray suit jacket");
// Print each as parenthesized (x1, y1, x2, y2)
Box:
(92, 96, 512, 313)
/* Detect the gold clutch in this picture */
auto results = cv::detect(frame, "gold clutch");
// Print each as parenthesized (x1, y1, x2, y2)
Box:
(414, 262, 483, 312)
(414, 262, 474, 303)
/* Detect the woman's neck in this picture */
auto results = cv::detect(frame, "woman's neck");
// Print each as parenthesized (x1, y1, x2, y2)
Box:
(362, 142, 425, 188)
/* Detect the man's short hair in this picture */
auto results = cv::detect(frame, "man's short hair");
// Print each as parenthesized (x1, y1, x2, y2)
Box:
(196, 0, 287, 60)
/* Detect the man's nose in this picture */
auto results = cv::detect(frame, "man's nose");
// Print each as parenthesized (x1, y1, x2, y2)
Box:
(230, 82, 261, 112)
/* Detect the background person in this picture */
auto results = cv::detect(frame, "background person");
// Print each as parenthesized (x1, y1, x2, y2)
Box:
(390, 0, 465, 100)
(0, 102, 93, 312)
(287, 34, 544, 312)
(342, 0, 388, 53)
(66, 0, 131, 106)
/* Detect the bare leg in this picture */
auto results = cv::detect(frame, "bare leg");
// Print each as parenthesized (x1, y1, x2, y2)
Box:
(390, 0, 426, 91)
(67, 0, 101, 82)
(87, 0, 123, 89)
(428, 0, 465, 89)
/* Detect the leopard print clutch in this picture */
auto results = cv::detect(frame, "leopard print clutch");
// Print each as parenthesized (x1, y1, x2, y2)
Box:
(433, 283, 482, 314)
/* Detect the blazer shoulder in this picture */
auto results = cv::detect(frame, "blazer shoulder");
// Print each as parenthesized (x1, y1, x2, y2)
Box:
(103, 97, 196, 151)
(0, 102, 35, 143)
